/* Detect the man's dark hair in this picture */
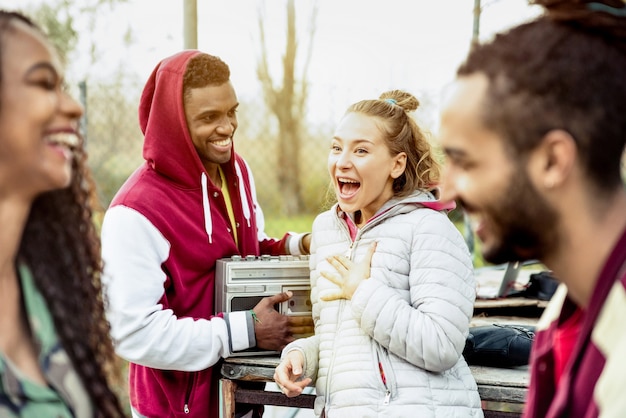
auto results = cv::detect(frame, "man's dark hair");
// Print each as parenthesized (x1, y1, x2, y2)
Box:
(458, 0, 626, 193)
(183, 53, 230, 100)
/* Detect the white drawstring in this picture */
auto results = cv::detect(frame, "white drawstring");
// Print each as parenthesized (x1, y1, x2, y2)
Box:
(235, 162, 251, 227)
(201, 173, 213, 243)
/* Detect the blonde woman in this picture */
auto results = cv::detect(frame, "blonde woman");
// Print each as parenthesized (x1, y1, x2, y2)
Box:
(274, 90, 482, 417)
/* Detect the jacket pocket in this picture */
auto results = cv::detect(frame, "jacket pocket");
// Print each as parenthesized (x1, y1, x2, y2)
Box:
(374, 343, 396, 405)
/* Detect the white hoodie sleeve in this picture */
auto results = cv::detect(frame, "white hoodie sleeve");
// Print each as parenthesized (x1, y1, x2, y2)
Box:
(101, 205, 252, 371)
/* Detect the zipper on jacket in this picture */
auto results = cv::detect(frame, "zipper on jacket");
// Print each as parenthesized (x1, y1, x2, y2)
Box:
(328, 219, 371, 409)
(375, 345, 395, 406)
(325, 298, 346, 412)
(345, 241, 354, 258)
(183, 373, 195, 414)
(378, 360, 391, 405)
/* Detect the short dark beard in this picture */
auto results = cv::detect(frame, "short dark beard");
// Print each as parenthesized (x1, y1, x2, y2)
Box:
(469, 167, 558, 265)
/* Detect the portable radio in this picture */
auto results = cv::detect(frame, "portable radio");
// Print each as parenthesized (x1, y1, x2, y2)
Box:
(215, 255, 312, 356)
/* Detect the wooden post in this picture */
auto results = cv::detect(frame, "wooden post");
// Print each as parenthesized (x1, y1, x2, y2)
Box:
(473, 0, 481, 48)
(220, 378, 237, 418)
(183, 0, 198, 49)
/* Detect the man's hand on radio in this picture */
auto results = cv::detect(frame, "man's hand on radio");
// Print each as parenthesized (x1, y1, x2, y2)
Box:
(252, 292, 302, 350)
(274, 350, 312, 397)
(320, 241, 377, 301)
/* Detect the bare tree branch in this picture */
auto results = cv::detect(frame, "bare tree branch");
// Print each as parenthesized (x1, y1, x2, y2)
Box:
(254, 0, 317, 215)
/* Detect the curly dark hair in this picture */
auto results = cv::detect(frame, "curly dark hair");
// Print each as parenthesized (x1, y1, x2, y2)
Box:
(182, 52, 231, 102)
(458, 0, 626, 195)
(1, 10, 125, 417)
(346, 90, 440, 196)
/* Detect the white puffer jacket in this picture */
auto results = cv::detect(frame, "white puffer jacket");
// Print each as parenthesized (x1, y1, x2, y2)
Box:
(284, 191, 483, 418)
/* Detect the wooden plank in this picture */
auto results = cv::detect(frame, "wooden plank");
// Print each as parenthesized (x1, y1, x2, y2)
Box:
(477, 384, 527, 404)
(222, 360, 530, 386)
(469, 365, 530, 388)
(484, 411, 522, 418)
(222, 362, 276, 381)
(482, 400, 524, 414)
(474, 297, 548, 310)
(470, 315, 539, 327)
(223, 356, 282, 368)
(235, 388, 315, 409)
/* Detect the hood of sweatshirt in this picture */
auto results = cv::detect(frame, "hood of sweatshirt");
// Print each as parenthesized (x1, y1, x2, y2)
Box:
(139, 49, 207, 189)
(384, 187, 456, 212)
(336, 188, 456, 227)
(376, 188, 456, 217)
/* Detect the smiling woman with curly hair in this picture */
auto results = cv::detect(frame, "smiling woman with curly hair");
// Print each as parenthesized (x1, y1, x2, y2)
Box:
(0, 10, 125, 418)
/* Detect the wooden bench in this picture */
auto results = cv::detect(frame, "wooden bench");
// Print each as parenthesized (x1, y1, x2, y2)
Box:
(219, 299, 543, 417)
(220, 356, 529, 418)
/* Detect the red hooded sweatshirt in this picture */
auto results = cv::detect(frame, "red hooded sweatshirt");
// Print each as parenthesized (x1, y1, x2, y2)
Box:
(101, 50, 296, 417)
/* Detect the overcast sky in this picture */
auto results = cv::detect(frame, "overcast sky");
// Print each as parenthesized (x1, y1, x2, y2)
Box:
(8, 0, 541, 127)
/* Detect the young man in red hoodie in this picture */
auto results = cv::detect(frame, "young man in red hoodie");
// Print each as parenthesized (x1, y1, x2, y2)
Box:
(439, 1, 626, 417)
(101, 51, 312, 418)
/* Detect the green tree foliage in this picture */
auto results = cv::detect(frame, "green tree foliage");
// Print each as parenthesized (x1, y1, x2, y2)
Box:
(23, 0, 142, 210)
(28, 2, 77, 63)
(26, 0, 128, 67)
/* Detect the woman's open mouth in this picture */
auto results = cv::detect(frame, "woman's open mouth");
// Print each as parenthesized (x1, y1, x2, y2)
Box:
(337, 177, 360, 199)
